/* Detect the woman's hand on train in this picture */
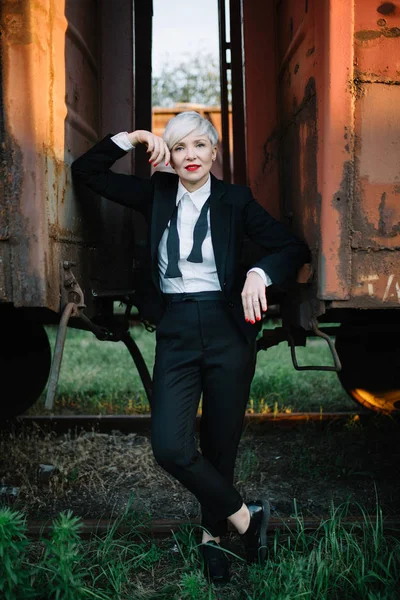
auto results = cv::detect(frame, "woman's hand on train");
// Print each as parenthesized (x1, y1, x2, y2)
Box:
(127, 130, 170, 166)
(241, 272, 267, 324)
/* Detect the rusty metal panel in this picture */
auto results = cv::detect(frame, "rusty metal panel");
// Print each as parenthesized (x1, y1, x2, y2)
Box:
(0, 0, 66, 310)
(353, 84, 400, 249)
(243, 0, 321, 261)
(277, 0, 316, 126)
(277, 0, 309, 72)
(276, 0, 326, 271)
(64, 0, 136, 309)
(244, 0, 400, 311)
(242, 0, 280, 218)
(315, 0, 355, 301)
(344, 0, 400, 309)
(354, 0, 400, 81)
(0, 0, 136, 316)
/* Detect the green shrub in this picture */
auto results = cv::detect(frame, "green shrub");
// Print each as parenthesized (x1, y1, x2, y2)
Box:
(0, 507, 35, 599)
(40, 511, 90, 600)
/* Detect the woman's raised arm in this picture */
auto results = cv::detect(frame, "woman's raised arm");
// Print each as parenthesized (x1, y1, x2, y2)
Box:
(71, 133, 153, 214)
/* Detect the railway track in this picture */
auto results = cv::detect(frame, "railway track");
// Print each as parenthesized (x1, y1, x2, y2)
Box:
(4, 413, 399, 543)
(24, 514, 400, 540)
(3, 411, 388, 435)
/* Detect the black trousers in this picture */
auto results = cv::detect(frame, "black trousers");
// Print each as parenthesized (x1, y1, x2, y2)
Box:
(151, 292, 257, 537)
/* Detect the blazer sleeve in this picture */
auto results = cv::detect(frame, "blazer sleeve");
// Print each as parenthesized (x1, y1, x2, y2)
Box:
(243, 189, 310, 289)
(71, 134, 153, 216)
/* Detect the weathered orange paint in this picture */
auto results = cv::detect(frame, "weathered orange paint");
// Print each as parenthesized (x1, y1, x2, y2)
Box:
(349, 0, 400, 308)
(243, 0, 400, 310)
(0, 0, 68, 309)
(242, 0, 280, 217)
(0, 0, 136, 317)
(354, 0, 400, 80)
(316, 0, 354, 300)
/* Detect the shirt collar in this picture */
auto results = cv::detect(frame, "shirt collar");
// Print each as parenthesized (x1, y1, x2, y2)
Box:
(176, 176, 211, 211)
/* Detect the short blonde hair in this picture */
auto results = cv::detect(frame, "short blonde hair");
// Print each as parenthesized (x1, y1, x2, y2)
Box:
(163, 111, 219, 149)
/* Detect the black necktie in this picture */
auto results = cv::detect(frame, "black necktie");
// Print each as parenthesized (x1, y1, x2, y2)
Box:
(164, 202, 182, 278)
(164, 194, 211, 279)
(187, 197, 210, 264)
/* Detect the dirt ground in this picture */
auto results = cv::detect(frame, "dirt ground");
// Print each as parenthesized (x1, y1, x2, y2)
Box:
(1, 415, 399, 527)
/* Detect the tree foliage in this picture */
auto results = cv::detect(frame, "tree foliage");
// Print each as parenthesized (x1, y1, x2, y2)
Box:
(152, 51, 221, 107)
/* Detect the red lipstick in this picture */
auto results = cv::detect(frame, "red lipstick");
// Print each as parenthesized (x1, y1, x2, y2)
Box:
(185, 164, 200, 171)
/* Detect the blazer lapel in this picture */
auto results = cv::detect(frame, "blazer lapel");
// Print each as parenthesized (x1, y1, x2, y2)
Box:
(150, 174, 178, 288)
(209, 174, 231, 290)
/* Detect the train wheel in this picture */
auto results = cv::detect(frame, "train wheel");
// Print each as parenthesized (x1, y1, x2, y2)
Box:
(0, 308, 52, 419)
(334, 326, 400, 414)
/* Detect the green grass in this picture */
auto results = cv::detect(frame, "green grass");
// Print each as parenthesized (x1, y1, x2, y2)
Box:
(31, 322, 354, 415)
(0, 500, 398, 599)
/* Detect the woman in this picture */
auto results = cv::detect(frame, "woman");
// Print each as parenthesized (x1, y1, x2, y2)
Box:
(71, 111, 309, 585)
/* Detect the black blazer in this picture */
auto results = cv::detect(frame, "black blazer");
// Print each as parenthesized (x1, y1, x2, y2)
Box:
(71, 134, 310, 341)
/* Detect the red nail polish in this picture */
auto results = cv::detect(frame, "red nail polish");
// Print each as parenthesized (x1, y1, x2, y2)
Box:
(256, 317, 261, 321)
(245, 318, 249, 322)
(153, 163, 158, 167)
(251, 320, 255, 324)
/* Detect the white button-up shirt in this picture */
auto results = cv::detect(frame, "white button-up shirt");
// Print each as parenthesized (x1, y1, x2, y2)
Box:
(158, 179, 221, 292)
(111, 132, 271, 292)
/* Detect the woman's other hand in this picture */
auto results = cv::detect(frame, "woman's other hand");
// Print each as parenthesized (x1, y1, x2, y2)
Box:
(241, 272, 267, 324)
(127, 130, 170, 167)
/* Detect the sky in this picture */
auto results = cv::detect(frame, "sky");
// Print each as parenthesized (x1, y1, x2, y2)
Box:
(152, 0, 220, 77)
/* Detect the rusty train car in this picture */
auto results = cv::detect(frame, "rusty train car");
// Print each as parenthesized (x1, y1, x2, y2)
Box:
(0, 0, 399, 418)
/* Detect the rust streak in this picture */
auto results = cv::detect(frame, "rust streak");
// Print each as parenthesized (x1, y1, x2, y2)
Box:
(377, 2, 397, 15)
(355, 27, 400, 40)
(355, 30, 382, 40)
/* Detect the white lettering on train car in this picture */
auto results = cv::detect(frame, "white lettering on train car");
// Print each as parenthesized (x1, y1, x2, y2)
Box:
(383, 275, 400, 303)
(360, 275, 379, 296)
(359, 274, 400, 303)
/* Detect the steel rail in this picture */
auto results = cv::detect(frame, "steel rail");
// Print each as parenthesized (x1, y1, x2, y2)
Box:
(24, 514, 400, 539)
(4, 412, 388, 435)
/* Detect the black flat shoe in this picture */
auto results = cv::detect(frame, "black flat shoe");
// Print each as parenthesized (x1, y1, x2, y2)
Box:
(240, 499, 270, 564)
(200, 541, 231, 585)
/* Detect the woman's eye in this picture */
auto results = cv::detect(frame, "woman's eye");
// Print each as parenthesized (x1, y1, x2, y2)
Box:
(197, 143, 205, 148)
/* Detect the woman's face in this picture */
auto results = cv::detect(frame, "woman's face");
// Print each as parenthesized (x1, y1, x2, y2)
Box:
(170, 131, 217, 191)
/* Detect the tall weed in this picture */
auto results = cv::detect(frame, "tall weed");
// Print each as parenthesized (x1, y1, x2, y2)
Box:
(85, 498, 160, 597)
(245, 501, 400, 600)
(40, 510, 92, 600)
(0, 500, 398, 599)
(0, 508, 34, 599)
